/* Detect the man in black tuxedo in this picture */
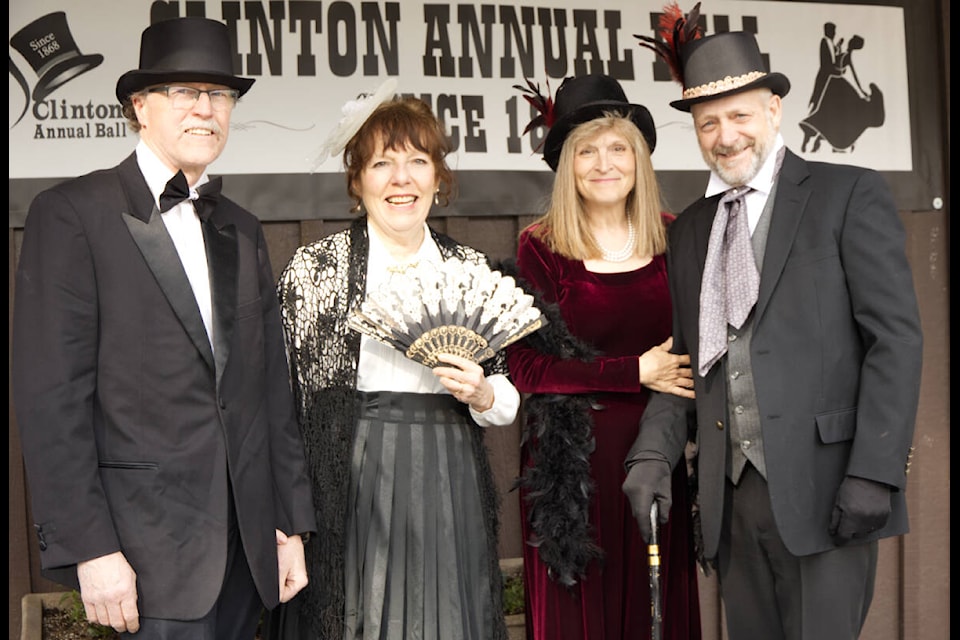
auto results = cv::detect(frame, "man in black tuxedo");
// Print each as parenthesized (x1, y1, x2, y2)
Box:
(12, 17, 316, 638)
(622, 27, 922, 640)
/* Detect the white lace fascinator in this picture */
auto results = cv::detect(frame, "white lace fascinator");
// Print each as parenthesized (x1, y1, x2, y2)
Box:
(348, 258, 547, 368)
(309, 77, 399, 170)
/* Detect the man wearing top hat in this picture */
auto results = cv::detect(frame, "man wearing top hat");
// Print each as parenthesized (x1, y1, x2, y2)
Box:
(12, 17, 316, 638)
(622, 11, 922, 640)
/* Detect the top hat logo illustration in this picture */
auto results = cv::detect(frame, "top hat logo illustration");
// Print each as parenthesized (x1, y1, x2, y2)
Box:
(10, 11, 103, 125)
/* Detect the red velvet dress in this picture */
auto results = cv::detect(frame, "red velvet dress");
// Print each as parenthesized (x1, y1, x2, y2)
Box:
(506, 228, 701, 640)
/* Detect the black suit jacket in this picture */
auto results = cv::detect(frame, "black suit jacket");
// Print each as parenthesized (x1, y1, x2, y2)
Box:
(12, 153, 316, 619)
(630, 150, 922, 559)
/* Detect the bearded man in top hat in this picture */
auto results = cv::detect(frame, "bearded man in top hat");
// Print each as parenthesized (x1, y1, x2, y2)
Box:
(622, 9, 922, 640)
(12, 16, 316, 638)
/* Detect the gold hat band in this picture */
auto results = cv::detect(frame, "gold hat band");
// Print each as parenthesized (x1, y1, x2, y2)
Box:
(682, 70, 767, 100)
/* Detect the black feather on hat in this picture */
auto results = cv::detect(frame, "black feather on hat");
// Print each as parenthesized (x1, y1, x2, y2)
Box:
(115, 17, 254, 103)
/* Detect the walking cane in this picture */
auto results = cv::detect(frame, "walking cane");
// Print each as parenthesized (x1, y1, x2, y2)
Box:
(649, 502, 663, 640)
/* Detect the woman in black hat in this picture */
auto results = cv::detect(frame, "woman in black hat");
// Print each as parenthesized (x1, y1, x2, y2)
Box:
(505, 74, 702, 640)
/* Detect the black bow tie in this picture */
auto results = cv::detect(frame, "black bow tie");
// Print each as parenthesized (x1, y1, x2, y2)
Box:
(159, 170, 222, 221)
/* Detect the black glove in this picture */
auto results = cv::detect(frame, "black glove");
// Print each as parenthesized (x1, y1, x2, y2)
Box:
(622, 458, 672, 543)
(829, 475, 893, 543)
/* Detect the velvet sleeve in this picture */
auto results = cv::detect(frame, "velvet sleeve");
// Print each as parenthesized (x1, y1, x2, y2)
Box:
(505, 230, 642, 395)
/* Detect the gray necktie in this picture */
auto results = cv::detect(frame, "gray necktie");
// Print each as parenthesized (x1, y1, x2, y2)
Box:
(698, 186, 759, 376)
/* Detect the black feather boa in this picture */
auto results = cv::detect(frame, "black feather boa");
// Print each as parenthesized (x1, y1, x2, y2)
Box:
(498, 258, 605, 587)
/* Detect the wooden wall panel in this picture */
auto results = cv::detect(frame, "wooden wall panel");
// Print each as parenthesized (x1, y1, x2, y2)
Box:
(899, 209, 950, 640)
(262, 221, 305, 285)
(9, 228, 29, 640)
(485, 414, 524, 560)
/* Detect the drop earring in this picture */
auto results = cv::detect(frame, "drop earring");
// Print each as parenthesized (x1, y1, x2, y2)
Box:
(434, 189, 440, 206)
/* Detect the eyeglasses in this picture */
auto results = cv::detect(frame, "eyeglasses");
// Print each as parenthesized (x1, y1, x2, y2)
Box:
(147, 86, 240, 112)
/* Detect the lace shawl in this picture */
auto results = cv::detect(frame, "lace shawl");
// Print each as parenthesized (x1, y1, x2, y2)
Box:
(277, 216, 508, 639)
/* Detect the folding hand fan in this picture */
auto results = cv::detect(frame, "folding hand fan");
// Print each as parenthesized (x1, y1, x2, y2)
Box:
(348, 258, 547, 368)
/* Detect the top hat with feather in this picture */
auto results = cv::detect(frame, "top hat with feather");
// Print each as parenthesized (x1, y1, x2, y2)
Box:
(635, 2, 790, 112)
(515, 74, 657, 172)
(115, 17, 254, 103)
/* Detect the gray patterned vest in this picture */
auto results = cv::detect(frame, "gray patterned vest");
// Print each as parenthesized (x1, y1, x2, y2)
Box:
(724, 178, 778, 483)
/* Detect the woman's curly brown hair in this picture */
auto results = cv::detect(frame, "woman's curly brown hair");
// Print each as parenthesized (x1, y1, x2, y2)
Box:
(343, 96, 456, 213)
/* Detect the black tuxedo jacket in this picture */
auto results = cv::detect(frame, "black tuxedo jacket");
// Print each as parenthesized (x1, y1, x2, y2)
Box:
(13, 153, 316, 619)
(630, 150, 922, 559)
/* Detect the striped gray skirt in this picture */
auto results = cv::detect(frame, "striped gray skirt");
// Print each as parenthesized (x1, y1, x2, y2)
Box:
(343, 391, 495, 640)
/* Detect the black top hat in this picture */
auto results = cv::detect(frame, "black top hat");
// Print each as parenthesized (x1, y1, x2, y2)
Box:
(9, 12, 104, 103)
(115, 17, 254, 103)
(542, 74, 656, 172)
(670, 31, 790, 112)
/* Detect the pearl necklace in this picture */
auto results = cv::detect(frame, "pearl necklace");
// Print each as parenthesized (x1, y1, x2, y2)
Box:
(595, 218, 636, 262)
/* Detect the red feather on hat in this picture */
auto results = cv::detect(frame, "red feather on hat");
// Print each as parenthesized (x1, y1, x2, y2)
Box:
(513, 76, 556, 138)
(634, 2, 702, 86)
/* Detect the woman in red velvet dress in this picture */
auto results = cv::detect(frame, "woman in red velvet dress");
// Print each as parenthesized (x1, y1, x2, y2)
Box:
(506, 74, 702, 640)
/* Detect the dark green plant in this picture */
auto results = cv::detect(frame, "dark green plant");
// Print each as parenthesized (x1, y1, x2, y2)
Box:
(58, 590, 119, 639)
(501, 571, 525, 615)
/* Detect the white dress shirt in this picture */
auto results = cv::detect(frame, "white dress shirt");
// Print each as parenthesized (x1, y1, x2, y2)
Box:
(136, 141, 215, 350)
(355, 220, 520, 427)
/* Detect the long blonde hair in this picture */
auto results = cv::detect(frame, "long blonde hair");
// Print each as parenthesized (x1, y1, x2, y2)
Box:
(527, 115, 667, 260)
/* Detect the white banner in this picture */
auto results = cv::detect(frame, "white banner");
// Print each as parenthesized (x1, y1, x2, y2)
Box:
(9, 0, 910, 178)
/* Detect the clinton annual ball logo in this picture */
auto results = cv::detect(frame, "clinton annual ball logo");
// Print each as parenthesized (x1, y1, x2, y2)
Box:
(9, 11, 125, 138)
